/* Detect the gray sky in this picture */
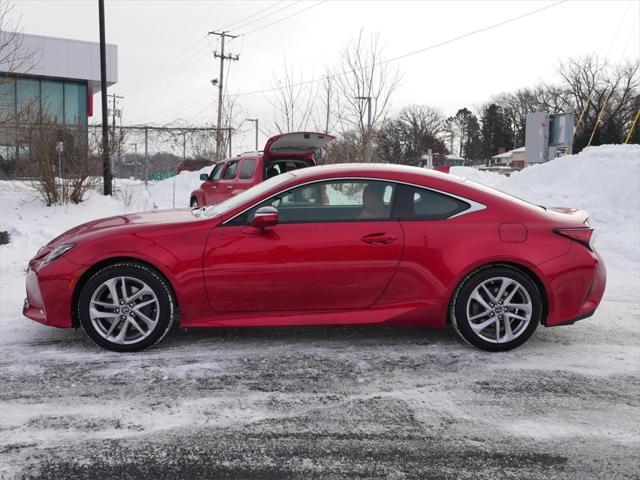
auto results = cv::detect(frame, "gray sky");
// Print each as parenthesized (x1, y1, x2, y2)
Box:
(11, 0, 640, 152)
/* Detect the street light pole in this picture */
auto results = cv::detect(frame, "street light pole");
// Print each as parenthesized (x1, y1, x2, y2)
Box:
(98, 0, 111, 195)
(356, 96, 372, 162)
(246, 118, 259, 151)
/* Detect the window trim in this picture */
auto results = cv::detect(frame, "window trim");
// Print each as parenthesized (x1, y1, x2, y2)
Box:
(222, 176, 486, 226)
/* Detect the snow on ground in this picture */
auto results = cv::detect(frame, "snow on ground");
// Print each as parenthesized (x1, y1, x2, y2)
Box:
(0, 145, 639, 479)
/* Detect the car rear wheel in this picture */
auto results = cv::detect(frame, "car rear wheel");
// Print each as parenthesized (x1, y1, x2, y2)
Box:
(451, 266, 541, 351)
(78, 262, 175, 352)
(190, 197, 199, 208)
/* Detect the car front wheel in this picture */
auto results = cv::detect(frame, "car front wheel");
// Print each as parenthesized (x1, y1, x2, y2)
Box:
(190, 197, 199, 208)
(451, 265, 542, 351)
(77, 262, 175, 352)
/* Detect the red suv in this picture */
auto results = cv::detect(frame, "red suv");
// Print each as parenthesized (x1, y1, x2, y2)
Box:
(190, 131, 335, 207)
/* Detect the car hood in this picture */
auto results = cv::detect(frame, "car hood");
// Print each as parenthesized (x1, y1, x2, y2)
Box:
(47, 208, 199, 246)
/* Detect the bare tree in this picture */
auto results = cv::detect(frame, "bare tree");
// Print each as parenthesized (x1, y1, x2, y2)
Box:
(559, 55, 639, 148)
(334, 30, 402, 162)
(0, 0, 34, 76)
(268, 59, 316, 134)
(312, 70, 338, 135)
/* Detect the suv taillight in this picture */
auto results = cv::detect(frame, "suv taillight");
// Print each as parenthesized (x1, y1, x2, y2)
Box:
(554, 227, 595, 251)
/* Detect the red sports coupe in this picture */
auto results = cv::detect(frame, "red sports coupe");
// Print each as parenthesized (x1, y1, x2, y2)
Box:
(24, 164, 606, 352)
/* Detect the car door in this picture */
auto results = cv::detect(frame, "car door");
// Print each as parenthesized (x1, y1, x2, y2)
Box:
(203, 179, 404, 313)
(215, 160, 240, 203)
(204, 162, 224, 205)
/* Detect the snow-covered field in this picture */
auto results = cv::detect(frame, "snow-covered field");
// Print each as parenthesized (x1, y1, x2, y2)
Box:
(0, 145, 638, 479)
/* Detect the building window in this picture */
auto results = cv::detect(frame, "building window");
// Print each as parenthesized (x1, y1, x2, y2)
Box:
(64, 82, 87, 126)
(41, 80, 64, 122)
(0, 77, 16, 122)
(16, 77, 40, 122)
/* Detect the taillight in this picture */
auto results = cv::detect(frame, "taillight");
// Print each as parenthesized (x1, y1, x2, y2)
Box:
(554, 227, 595, 250)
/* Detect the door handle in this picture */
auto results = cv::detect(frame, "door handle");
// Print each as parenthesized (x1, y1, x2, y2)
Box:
(361, 233, 397, 245)
(226, 185, 233, 189)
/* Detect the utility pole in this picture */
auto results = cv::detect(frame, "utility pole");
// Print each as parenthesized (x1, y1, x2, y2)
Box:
(110, 93, 123, 135)
(208, 30, 239, 161)
(110, 93, 123, 177)
(356, 96, 372, 162)
(98, 0, 111, 195)
(246, 118, 258, 150)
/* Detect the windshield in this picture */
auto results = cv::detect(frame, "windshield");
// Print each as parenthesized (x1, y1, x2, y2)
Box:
(196, 173, 296, 218)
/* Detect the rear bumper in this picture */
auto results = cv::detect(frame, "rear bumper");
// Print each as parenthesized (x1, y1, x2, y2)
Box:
(23, 257, 79, 328)
(543, 245, 606, 327)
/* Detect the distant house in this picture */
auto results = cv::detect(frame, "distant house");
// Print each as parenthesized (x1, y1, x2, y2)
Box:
(491, 147, 525, 169)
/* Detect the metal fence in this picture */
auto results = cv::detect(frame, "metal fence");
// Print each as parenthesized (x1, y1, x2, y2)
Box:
(0, 122, 219, 182)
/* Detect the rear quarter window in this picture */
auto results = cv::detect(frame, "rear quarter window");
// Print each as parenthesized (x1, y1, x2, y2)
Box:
(394, 184, 469, 220)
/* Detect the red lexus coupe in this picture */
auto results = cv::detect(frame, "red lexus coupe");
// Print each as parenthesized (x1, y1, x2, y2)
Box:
(24, 164, 606, 352)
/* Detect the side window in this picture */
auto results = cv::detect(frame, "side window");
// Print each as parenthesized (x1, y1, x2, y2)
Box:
(394, 185, 469, 220)
(222, 160, 239, 180)
(230, 180, 396, 224)
(210, 163, 224, 180)
(239, 159, 256, 180)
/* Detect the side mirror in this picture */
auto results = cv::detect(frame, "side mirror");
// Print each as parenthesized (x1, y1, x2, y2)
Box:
(199, 173, 209, 181)
(251, 206, 279, 229)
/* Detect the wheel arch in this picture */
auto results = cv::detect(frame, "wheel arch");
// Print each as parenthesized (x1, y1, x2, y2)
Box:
(448, 261, 549, 327)
(71, 256, 179, 328)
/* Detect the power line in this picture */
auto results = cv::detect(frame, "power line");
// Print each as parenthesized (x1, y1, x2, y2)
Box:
(230, 0, 568, 98)
(217, 0, 287, 31)
(116, 36, 208, 92)
(240, 0, 326, 36)
(116, 2, 289, 94)
(229, 1, 301, 33)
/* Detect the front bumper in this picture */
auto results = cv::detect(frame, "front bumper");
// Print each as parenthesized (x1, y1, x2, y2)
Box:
(23, 256, 80, 328)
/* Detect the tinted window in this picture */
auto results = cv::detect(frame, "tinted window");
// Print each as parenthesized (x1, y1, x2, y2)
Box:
(231, 180, 395, 224)
(394, 185, 469, 220)
(222, 160, 239, 180)
(63, 82, 87, 126)
(239, 159, 256, 180)
(210, 163, 224, 180)
(41, 81, 64, 122)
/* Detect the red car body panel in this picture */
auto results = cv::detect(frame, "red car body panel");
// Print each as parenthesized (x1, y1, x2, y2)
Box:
(24, 164, 606, 334)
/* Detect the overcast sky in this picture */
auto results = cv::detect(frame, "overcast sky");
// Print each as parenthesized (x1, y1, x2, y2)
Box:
(11, 0, 640, 152)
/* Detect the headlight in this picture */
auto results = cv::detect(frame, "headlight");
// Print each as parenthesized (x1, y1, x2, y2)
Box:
(44, 243, 76, 263)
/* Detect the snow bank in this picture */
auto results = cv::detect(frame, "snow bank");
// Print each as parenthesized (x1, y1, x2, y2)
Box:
(452, 144, 640, 273)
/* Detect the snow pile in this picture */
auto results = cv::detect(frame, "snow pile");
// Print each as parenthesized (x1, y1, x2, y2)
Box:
(452, 144, 640, 273)
(112, 166, 210, 211)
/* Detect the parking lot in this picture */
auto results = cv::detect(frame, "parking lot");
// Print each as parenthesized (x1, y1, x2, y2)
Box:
(1, 274, 638, 479)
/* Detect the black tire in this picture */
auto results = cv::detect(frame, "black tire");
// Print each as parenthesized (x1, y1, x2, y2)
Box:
(451, 265, 542, 352)
(78, 262, 175, 352)
(190, 197, 199, 208)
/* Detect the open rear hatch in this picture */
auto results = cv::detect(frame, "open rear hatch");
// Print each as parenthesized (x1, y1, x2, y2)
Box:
(263, 132, 335, 162)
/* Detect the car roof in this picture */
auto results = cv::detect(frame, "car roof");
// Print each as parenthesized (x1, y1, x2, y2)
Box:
(289, 162, 461, 184)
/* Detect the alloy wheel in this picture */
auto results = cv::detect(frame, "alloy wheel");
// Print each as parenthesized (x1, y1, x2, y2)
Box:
(89, 276, 160, 345)
(465, 276, 533, 344)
